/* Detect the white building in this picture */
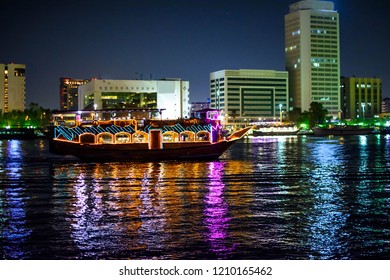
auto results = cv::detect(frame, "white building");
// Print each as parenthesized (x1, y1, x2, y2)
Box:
(78, 78, 190, 119)
(285, 0, 340, 117)
(0, 63, 26, 113)
(210, 69, 289, 125)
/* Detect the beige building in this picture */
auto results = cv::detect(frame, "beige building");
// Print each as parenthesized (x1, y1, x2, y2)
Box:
(0, 63, 26, 113)
(210, 69, 289, 125)
(285, 0, 340, 117)
(60, 77, 90, 111)
(341, 77, 382, 119)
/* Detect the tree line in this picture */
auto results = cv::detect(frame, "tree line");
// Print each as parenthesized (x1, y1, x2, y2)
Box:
(288, 102, 389, 128)
(288, 102, 328, 128)
(0, 102, 52, 128)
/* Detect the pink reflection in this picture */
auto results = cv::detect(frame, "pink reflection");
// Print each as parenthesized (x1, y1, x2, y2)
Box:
(204, 161, 235, 258)
(250, 136, 280, 143)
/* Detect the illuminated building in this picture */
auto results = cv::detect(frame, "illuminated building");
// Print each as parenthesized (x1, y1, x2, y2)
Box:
(190, 101, 210, 116)
(285, 0, 340, 117)
(0, 63, 26, 113)
(210, 69, 289, 125)
(78, 78, 189, 119)
(340, 76, 382, 119)
(59, 77, 90, 111)
(382, 98, 390, 113)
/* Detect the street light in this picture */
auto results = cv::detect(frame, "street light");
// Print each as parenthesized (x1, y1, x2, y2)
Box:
(279, 104, 283, 123)
(93, 104, 98, 121)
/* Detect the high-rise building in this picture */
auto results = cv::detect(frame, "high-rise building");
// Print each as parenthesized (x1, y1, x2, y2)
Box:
(0, 63, 26, 113)
(59, 77, 90, 111)
(341, 76, 382, 119)
(78, 78, 190, 119)
(285, 0, 340, 117)
(210, 69, 289, 125)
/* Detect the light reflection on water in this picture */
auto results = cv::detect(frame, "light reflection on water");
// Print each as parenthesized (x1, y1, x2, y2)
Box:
(204, 161, 234, 259)
(1, 140, 31, 259)
(1, 136, 390, 259)
(306, 140, 349, 259)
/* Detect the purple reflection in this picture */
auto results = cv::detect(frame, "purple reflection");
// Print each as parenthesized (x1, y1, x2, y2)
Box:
(250, 136, 280, 143)
(204, 161, 235, 258)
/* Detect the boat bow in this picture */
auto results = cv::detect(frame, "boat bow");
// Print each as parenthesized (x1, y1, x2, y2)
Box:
(226, 126, 253, 141)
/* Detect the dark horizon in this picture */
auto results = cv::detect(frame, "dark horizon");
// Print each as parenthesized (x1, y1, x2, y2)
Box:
(2, 0, 389, 110)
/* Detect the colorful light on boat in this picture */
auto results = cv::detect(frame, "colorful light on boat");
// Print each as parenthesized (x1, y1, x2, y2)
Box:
(49, 109, 251, 161)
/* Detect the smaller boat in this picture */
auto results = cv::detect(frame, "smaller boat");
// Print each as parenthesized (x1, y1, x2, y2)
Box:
(312, 126, 374, 136)
(0, 127, 37, 140)
(379, 126, 390, 135)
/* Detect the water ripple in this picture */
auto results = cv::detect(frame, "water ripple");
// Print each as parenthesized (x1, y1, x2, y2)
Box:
(1, 136, 390, 259)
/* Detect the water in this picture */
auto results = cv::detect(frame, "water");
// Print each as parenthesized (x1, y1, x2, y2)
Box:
(1, 135, 390, 260)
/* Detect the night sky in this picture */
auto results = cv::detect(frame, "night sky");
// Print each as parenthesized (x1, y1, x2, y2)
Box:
(2, 0, 389, 110)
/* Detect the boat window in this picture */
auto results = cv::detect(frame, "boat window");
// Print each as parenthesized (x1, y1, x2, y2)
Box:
(79, 133, 96, 143)
(133, 131, 148, 143)
(196, 131, 210, 141)
(162, 131, 179, 142)
(97, 132, 114, 144)
(115, 132, 131, 143)
(180, 131, 195, 142)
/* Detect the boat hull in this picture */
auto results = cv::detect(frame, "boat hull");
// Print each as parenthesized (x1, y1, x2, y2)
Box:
(51, 139, 238, 161)
(312, 127, 374, 136)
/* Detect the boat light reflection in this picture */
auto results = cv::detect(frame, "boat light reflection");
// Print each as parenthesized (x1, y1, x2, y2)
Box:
(204, 161, 235, 258)
(137, 163, 168, 252)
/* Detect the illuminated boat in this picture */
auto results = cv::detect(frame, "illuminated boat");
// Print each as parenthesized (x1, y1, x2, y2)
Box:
(312, 126, 374, 136)
(49, 109, 251, 161)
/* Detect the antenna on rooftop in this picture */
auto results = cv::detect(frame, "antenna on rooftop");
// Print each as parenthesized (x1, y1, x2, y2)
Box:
(135, 72, 143, 80)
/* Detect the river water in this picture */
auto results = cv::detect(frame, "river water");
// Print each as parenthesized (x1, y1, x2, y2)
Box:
(1, 135, 390, 260)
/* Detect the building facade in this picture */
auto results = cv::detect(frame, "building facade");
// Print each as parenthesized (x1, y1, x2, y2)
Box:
(285, 0, 340, 117)
(210, 69, 289, 125)
(60, 77, 90, 111)
(190, 101, 210, 116)
(78, 79, 190, 119)
(382, 97, 390, 114)
(0, 63, 26, 113)
(341, 76, 382, 119)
